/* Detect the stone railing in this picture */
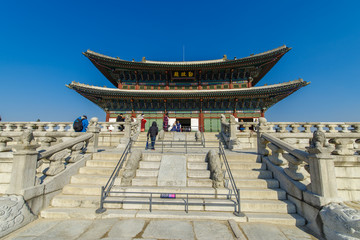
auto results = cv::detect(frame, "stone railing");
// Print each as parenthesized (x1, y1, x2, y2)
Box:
(6, 117, 100, 195)
(0, 121, 126, 133)
(0, 118, 101, 238)
(220, 114, 258, 149)
(0, 120, 132, 147)
(257, 118, 360, 236)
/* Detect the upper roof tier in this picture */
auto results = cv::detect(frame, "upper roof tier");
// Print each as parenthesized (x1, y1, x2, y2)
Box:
(83, 45, 291, 88)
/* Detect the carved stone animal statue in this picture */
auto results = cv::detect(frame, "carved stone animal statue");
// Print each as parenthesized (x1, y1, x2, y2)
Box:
(309, 130, 328, 149)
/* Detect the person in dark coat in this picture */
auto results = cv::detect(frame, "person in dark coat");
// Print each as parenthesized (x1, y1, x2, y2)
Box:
(74, 115, 89, 132)
(116, 113, 124, 131)
(147, 121, 158, 150)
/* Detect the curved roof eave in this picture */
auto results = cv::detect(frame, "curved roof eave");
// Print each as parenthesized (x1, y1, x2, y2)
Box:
(83, 45, 291, 69)
(67, 79, 309, 99)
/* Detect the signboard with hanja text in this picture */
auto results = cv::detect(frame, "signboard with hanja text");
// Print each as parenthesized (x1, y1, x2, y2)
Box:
(171, 71, 195, 79)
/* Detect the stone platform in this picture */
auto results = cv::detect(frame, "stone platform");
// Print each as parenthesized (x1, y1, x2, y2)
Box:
(5, 217, 319, 240)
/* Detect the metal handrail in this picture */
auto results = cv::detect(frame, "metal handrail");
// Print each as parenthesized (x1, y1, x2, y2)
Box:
(96, 140, 132, 213)
(218, 141, 243, 216)
(99, 191, 237, 213)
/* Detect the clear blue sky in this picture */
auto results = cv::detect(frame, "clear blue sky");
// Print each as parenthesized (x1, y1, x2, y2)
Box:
(1, 1, 360, 122)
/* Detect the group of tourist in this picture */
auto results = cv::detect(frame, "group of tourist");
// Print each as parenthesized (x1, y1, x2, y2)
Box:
(162, 113, 181, 132)
(72, 113, 181, 151)
(146, 112, 182, 150)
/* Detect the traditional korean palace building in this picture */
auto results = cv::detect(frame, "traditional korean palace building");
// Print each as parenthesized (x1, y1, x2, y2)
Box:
(67, 45, 309, 131)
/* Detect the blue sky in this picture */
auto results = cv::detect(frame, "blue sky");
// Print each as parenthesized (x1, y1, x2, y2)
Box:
(1, 1, 360, 122)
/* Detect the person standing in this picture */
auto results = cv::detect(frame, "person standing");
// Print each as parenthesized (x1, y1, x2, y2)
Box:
(140, 114, 147, 132)
(116, 113, 124, 131)
(176, 121, 181, 132)
(73, 115, 89, 132)
(147, 121, 158, 150)
(163, 113, 169, 131)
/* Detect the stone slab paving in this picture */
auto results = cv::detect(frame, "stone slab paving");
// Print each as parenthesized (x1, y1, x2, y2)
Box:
(5, 218, 319, 240)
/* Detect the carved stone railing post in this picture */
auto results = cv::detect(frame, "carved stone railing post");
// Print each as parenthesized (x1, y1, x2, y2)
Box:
(57, 123, 66, 132)
(228, 115, 240, 150)
(340, 124, 350, 133)
(118, 116, 132, 147)
(290, 124, 300, 133)
(46, 123, 55, 132)
(329, 138, 353, 155)
(7, 130, 40, 194)
(38, 137, 56, 149)
(257, 117, 271, 156)
(0, 137, 13, 152)
(306, 131, 340, 204)
(87, 117, 100, 153)
(353, 123, 360, 133)
(303, 124, 312, 133)
(327, 124, 337, 133)
(4, 123, 13, 131)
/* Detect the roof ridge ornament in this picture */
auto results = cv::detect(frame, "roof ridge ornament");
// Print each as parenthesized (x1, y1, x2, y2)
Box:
(142, 57, 146, 63)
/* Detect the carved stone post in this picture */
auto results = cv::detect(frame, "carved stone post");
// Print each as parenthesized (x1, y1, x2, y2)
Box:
(228, 115, 239, 150)
(306, 131, 340, 204)
(87, 117, 100, 153)
(118, 116, 132, 147)
(257, 117, 270, 156)
(8, 130, 39, 194)
(0, 137, 13, 152)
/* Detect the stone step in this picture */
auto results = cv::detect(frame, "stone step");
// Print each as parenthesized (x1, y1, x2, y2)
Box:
(71, 174, 120, 185)
(187, 162, 208, 170)
(186, 154, 206, 162)
(245, 212, 306, 226)
(86, 159, 118, 168)
(142, 154, 162, 161)
(228, 162, 266, 170)
(230, 170, 273, 179)
(40, 208, 246, 222)
(187, 156, 206, 162)
(188, 170, 210, 178)
(139, 161, 160, 169)
(237, 189, 286, 200)
(119, 197, 206, 211)
(235, 179, 279, 189)
(204, 199, 296, 213)
(132, 177, 158, 186)
(62, 184, 102, 195)
(226, 154, 259, 162)
(92, 152, 123, 160)
(136, 169, 159, 177)
(79, 166, 114, 176)
(51, 195, 100, 208)
(187, 178, 213, 187)
(40, 207, 303, 226)
(110, 186, 219, 197)
(40, 207, 100, 219)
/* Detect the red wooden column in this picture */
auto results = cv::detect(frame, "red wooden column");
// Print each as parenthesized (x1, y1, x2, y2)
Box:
(199, 98, 204, 131)
(106, 112, 110, 122)
(247, 77, 253, 88)
(261, 108, 265, 117)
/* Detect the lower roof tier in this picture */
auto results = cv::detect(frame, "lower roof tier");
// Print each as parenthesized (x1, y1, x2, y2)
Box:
(67, 79, 309, 112)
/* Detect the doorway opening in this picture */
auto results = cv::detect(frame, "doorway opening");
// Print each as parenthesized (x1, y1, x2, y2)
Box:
(176, 118, 191, 132)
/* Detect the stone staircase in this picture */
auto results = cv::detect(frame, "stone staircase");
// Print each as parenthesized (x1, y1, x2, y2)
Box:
(40, 133, 305, 225)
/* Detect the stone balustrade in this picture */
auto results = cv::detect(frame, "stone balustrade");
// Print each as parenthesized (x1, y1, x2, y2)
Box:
(0, 121, 126, 133)
(220, 115, 360, 151)
(0, 121, 130, 148)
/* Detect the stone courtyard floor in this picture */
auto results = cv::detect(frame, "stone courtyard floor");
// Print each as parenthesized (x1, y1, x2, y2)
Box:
(5, 218, 320, 240)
